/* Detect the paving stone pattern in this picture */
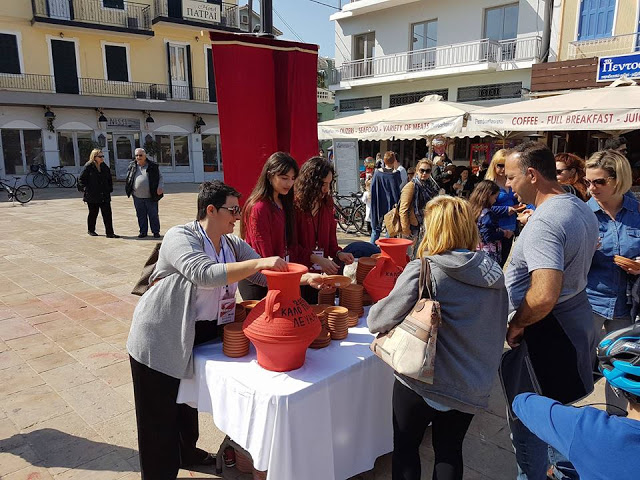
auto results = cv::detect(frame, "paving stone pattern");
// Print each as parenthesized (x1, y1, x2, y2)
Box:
(0, 184, 605, 479)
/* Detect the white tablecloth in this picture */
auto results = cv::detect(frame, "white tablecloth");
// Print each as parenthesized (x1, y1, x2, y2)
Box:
(177, 311, 395, 480)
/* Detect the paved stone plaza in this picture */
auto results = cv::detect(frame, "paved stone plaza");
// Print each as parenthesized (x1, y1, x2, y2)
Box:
(0, 183, 606, 479)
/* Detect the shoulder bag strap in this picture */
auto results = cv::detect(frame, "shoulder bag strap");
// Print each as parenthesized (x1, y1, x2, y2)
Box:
(417, 257, 434, 300)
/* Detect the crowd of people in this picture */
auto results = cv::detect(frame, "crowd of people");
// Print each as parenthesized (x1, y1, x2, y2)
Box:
(121, 136, 640, 480)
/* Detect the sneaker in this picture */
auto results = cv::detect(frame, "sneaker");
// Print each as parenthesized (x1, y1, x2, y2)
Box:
(138, 233, 148, 238)
(153, 233, 161, 239)
(106, 234, 121, 239)
(88, 231, 98, 236)
(223, 447, 236, 468)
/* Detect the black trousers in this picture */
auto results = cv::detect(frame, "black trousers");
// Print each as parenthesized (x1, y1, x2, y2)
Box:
(238, 279, 268, 301)
(130, 321, 219, 479)
(392, 379, 474, 480)
(499, 236, 513, 268)
(87, 201, 114, 235)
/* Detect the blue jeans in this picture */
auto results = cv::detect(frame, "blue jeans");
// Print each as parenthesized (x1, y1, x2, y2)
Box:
(370, 223, 389, 244)
(133, 196, 160, 235)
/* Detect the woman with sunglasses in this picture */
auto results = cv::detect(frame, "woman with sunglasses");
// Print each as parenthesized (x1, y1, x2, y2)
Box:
(585, 150, 640, 414)
(399, 158, 439, 258)
(77, 148, 120, 238)
(556, 153, 589, 201)
(485, 149, 517, 266)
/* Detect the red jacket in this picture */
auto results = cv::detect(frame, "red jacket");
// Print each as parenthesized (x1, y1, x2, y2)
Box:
(294, 200, 341, 268)
(244, 200, 288, 259)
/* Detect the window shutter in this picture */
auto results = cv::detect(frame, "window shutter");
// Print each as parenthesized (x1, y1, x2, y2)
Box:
(207, 47, 217, 102)
(0, 34, 20, 74)
(105, 45, 128, 82)
(166, 43, 173, 98)
(578, 0, 615, 40)
(186, 44, 193, 100)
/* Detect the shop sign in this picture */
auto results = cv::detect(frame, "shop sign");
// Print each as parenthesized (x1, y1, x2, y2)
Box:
(597, 52, 640, 82)
(470, 111, 640, 131)
(183, 0, 221, 23)
(107, 118, 140, 130)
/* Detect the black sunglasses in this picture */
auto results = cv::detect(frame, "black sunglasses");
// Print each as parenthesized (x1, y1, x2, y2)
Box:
(585, 177, 614, 187)
(218, 205, 242, 215)
(96, 155, 104, 158)
(556, 168, 569, 174)
(495, 164, 505, 169)
(418, 168, 432, 174)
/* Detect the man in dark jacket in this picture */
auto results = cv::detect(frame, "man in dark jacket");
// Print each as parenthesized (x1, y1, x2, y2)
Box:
(126, 148, 164, 238)
(78, 149, 120, 238)
(370, 151, 402, 244)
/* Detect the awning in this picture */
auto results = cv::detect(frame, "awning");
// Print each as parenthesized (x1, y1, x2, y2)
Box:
(468, 79, 640, 132)
(318, 95, 479, 141)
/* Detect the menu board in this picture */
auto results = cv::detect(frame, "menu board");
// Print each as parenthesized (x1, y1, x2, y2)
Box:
(332, 139, 359, 195)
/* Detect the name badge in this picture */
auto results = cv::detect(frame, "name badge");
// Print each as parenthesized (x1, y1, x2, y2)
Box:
(312, 248, 324, 272)
(284, 254, 290, 262)
(217, 295, 236, 325)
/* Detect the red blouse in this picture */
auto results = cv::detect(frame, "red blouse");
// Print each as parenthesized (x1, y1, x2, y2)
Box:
(244, 200, 288, 259)
(294, 200, 341, 268)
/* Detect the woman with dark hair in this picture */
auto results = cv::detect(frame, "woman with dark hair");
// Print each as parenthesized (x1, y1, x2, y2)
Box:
(239, 152, 300, 300)
(469, 180, 512, 264)
(555, 152, 588, 201)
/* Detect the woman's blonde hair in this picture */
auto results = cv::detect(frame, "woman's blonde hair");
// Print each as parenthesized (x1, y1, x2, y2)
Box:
(416, 158, 432, 169)
(585, 149, 632, 195)
(416, 196, 479, 257)
(86, 148, 103, 171)
(484, 149, 508, 182)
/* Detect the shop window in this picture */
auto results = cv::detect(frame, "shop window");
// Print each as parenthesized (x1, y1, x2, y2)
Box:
(155, 134, 191, 170)
(1, 129, 42, 175)
(0, 33, 20, 74)
(104, 44, 129, 82)
(58, 132, 95, 169)
(202, 134, 223, 172)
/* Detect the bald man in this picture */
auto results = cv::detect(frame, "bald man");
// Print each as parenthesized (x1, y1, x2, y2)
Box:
(125, 148, 164, 238)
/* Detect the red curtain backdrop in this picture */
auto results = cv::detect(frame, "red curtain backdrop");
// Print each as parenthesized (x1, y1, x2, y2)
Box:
(209, 32, 319, 203)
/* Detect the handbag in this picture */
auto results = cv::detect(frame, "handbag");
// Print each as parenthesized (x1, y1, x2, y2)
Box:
(498, 340, 542, 421)
(131, 242, 162, 296)
(370, 258, 441, 384)
(383, 203, 401, 237)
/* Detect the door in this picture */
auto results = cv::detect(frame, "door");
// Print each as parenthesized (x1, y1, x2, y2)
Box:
(206, 46, 217, 102)
(169, 44, 189, 99)
(113, 134, 134, 180)
(353, 33, 375, 77)
(51, 39, 79, 94)
(48, 0, 71, 20)
(410, 20, 437, 70)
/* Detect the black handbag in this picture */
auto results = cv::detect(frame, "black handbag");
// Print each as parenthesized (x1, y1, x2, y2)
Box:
(131, 243, 162, 296)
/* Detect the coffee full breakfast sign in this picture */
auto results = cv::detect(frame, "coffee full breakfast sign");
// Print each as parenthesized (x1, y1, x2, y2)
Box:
(470, 110, 640, 131)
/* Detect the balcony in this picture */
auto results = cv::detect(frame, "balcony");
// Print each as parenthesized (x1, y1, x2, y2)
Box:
(31, 0, 153, 35)
(330, 36, 541, 86)
(568, 33, 640, 60)
(153, 0, 240, 30)
(0, 73, 212, 103)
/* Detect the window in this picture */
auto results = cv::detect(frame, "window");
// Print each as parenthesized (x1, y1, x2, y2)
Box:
(577, 0, 616, 40)
(354, 32, 375, 61)
(457, 82, 522, 102)
(155, 134, 191, 169)
(339, 96, 382, 112)
(103, 0, 125, 9)
(1, 129, 42, 175)
(104, 44, 129, 82)
(411, 20, 437, 51)
(58, 132, 94, 169)
(390, 89, 448, 107)
(202, 134, 223, 172)
(484, 3, 519, 41)
(0, 33, 20, 74)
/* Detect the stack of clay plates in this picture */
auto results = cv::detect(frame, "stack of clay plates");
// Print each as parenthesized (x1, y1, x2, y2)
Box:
(371, 253, 382, 259)
(309, 304, 331, 349)
(614, 255, 640, 271)
(325, 306, 349, 340)
(356, 257, 377, 285)
(339, 284, 364, 317)
(311, 305, 327, 324)
(347, 310, 360, 328)
(223, 322, 249, 358)
(318, 287, 337, 305)
(240, 300, 259, 314)
(234, 304, 247, 323)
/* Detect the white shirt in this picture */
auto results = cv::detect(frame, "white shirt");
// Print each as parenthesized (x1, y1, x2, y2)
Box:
(194, 229, 238, 321)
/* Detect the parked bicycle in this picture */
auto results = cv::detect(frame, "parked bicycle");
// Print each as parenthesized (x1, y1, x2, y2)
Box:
(333, 192, 367, 235)
(27, 164, 76, 189)
(1, 177, 34, 204)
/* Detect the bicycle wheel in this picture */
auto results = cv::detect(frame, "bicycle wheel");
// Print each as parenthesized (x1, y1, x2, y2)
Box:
(336, 206, 352, 233)
(25, 172, 36, 187)
(352, 205, 367, 235)
(59, 173, 76, 188)
(14, 185, 34, 203)
(339, 206, 361, 234)
(33, 173, 49, 188)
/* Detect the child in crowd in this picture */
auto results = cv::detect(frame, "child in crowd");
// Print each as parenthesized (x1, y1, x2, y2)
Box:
(513, 324, 640, 479)
(362, 179, 372, 234)
(469, 180, 513, 264)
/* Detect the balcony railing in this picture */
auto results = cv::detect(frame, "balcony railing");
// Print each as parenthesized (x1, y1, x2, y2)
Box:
(32, 0, 152, 32)
(0, 73, 212, 103)
(317, 87, 334, 103)
(153, 0, 239, 29)
(568, 33, 640, 60)
(331, 36, 541, 84)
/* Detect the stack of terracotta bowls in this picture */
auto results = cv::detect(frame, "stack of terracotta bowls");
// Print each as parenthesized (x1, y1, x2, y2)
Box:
(318, 287, 337, 305)
(356, 257, 377, 285)
(309, 305, 331, 349)
(339, 284, 364, 317)
(234, 304, 247, 323)
(223, 322, 250, 358)
(240, 300, 259, 314)
(325, 306, 349, 340)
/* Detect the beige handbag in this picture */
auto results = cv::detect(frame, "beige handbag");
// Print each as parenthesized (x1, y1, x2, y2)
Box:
(370, 258, 440, 384)
(383, 203, 401, 237)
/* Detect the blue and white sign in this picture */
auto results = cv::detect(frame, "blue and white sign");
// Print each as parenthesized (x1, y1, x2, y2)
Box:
(597, 52, 640, 82)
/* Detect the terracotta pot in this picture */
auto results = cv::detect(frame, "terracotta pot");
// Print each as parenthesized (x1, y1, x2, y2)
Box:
(243, 263, 321, 372)
(363, 238, 412, 302)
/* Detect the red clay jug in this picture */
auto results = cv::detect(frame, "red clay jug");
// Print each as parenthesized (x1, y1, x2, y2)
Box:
(242, 263, 321, 372)
(363, 238, 413, 302)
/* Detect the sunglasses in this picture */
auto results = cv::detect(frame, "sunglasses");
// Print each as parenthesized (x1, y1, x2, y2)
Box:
(418, 168, 432, 174)
(135, 154, 145, 157)
(556, 168, 568, 174)
(495, 164, 505, 169)
(585, 177, 614, 187)
(96, 155, 104, 158)
(218, 205, 242, 215)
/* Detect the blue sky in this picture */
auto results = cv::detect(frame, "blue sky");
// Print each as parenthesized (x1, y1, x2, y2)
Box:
(254, 0, 338, 58)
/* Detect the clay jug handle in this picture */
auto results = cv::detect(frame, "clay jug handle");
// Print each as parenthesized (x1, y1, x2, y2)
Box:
(264, 289, 281, 323)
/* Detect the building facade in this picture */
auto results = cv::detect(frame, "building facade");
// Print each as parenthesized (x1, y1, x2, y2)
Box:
(0, 0, 245, 183)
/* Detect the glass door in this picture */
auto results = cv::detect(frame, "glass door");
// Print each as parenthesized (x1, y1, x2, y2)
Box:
(113, 134, 134, 180)
(353, 32, 375, 77)
(410, 20, 437, 70)
(169, 44, 189, 99)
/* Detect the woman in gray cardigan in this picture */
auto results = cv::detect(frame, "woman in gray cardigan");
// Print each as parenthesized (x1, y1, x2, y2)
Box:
(368, 196, 508, 480)
(127, 181, 322, 480)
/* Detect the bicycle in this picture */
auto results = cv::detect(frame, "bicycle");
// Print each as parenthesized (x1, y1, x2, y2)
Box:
(0, 177, 34, 204)
(28, 164, 76, 189)
(333, 192, 367, 235)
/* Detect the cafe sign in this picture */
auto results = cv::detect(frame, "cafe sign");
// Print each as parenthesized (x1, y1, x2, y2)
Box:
(183, 0, 221, 23)
(597, 52, 640, 82)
